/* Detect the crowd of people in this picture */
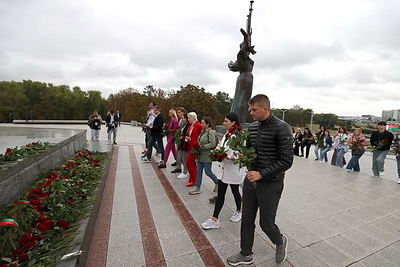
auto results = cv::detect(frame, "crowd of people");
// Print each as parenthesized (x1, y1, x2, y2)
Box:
(291, 122, 400, 183)
(87, 95, 399, 266)
(140, 95, 293, 265)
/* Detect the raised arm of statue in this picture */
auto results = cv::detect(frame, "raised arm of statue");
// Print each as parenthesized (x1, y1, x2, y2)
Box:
(228, 28, 254, 73)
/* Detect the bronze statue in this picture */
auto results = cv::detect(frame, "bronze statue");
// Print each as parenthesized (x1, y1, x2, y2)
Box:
(229, 1, 256, 124)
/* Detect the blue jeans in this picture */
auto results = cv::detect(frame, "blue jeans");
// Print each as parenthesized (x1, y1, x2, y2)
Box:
(146, 130, 160, 152)
(195, 161, 218, 189)
(396, 155, 400, 178)
(372, 150, 389, 177)
(335, 148, 346, 167)
(314, 144, 323, 159)
(146, 136, 164, 161)
(346, 149, 365, 172)
(320, 146, 330, 162)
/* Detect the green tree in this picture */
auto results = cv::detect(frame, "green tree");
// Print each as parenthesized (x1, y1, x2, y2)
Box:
(313, 113, 339, 128)
(170, 84, 222, 124)
(214, 91, 232, 116)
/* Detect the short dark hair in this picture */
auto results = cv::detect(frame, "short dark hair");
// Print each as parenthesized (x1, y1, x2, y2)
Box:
(202, 116, 212, 127)
(177, 107, 186, 112)
(378, 121, 387, 126)
(225, 112, 240, 126)
(249, 94, 270, 108)
(154, 105, 161, 111)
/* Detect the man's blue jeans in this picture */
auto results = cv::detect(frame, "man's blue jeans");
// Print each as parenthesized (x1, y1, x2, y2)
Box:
(195, 161, 218, 189)
(346, 149, 365, 172)
(372, 150, 389, 177)
(145, 136, 164, 161)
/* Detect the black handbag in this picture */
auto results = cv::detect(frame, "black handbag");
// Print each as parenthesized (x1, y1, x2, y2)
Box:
(352, 149, 363, 156)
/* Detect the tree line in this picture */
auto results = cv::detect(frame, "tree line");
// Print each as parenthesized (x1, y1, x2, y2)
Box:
(1, 80, 345, 128)
(0, 80, 107, 121)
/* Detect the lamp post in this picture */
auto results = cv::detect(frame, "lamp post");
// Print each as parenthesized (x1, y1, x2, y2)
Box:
(310, 111, 314, 130)
(282, 109, 287, 121)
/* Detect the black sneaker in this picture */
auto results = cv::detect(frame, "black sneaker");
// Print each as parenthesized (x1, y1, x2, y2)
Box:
(209, 196, 217, 204)
(158, 163, 166, 169)
(171, 162, 177, 166)
(171, 168, 182, 173)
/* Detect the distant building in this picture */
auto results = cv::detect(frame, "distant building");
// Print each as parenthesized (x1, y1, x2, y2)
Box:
(382, 109, 400, 122)
(292, 104, 301, 110)
(339, 115, 380, 125)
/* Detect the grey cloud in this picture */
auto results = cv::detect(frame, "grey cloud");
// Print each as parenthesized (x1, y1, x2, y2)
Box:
(256, 41, 345, 69)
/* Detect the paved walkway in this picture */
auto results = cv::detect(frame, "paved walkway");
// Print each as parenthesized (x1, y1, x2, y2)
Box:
(2, 124, 400, 266)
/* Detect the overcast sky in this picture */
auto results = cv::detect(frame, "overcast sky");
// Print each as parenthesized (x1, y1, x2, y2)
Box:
(1, 0, 399, 116)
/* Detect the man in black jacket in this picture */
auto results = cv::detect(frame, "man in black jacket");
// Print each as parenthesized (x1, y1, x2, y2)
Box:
(142, 105, 165, 165)
(105, 110, 119, 144)
(370, 121, 394, 177)
(228, 94, 293, 266)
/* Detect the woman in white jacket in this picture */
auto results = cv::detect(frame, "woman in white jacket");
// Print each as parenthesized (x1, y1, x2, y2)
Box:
(201, 112, 246, 230)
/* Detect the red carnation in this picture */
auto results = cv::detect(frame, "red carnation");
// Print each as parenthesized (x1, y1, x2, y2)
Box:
(5, 148, 12, 155)
(194, 142, 201, 149)
(17, 253, 28, 262)
(383, 139, 389, 142)
(37, 223, 51, 232)
(56, 220, 69, 229)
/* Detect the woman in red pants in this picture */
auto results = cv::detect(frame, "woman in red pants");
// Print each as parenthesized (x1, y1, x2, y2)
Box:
(185, 112, 202, 187)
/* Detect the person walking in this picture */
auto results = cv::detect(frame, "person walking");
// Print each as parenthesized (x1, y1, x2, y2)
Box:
(300, 127, 314, 158)
(189, 116, 219, 195)
(105, 110, 119, 144)
(171, 107, 186, 173)
(88, 110, 102, 141)
(159, 109, 179, 169)
(227, 94, 293, 266)
(314, 126, 326, 161)
(143, 103, 160, 155)
(142, 105, 165, 165)
(319, 130, 333, 163)
(201, 112, 245, 229)
(346, 128, 368, 172)
(176, 114, 190, 179)
(333, 126, 349, 168)
(370, 121, 394, 177)
(185, 112, 202, 187)
(116, 110, 122, 126)
(293, 128, 303, 156)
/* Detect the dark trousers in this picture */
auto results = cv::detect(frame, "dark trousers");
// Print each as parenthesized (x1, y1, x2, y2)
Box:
(213, 180, 241, 219)
(301, 143, 311, 158)
(240, 179, 284, 256)
(293, 143, 301, 156)
(145, 136, 164, 161)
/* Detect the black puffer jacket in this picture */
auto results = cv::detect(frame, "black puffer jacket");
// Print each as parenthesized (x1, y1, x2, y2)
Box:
(246, 113, 293, 183)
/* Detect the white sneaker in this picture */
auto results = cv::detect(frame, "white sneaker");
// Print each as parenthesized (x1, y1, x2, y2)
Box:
(397, 177, 400, 184)
(142, 158, 151, 163)
(177, 173, 188, 179)
(201, 218, 221, 230)
(379, 171, 385, 177)
(230, 211, 242, 222)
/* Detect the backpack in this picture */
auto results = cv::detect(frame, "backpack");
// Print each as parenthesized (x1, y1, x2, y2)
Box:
(208, 130, 219, 149)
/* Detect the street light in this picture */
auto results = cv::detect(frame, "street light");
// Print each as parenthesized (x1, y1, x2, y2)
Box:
(310, 111, 314, 130)
(282, 109, 287, 121)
